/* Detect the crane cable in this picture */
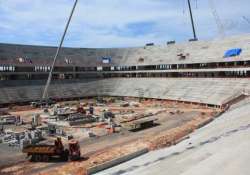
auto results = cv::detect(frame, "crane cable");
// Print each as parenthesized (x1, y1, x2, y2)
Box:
(208, 0, 225, 38)
(243, 16, 250, 25)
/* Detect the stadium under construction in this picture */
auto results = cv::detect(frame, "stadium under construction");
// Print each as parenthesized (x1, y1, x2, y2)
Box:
(0, 1, 250, 175)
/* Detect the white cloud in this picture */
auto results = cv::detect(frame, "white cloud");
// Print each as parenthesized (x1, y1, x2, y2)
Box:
(0, 0, 249, 47)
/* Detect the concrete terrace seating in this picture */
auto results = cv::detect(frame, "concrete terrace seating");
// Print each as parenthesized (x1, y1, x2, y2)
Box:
(1, 35, 250, 106)
(123, 35, 250, 65)
(0, 78, 250, 105)
(1, 34, 250, 67)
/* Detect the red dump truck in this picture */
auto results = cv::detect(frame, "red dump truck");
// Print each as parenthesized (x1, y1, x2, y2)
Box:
(22, 137, 81, 162)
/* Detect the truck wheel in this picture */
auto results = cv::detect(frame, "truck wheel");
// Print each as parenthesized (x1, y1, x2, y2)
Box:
(42, 155, 49, 162)
(31, 155, 35, 162)
(34, 154, 42, 162)
(61, 149, 69, 161)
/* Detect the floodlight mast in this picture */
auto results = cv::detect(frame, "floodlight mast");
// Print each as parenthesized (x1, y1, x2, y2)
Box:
(187, 0, 198, 40)
(42, 0, 78, 100)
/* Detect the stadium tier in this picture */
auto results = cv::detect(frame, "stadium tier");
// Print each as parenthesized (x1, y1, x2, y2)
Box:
(0, 34, 250, 106)
(0, 78, 249, 106)
(0, 34, 250, 66)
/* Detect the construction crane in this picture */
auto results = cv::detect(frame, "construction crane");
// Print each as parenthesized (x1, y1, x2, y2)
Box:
(42, 0, 78, 100)
(243, 16, 250, 25)
(208, 0, 225, 38)
(187, 0, 198, 40)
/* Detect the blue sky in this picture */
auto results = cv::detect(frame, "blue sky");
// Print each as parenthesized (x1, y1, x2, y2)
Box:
(0, 0, 250, 48)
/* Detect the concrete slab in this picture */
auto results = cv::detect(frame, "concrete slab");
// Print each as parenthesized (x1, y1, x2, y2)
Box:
(96, 99, 250, 175)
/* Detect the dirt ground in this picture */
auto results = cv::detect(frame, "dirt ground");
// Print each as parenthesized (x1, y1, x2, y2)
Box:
(0, 99, 219, 175)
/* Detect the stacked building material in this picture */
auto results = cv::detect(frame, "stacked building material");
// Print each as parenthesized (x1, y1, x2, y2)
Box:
(117, 112, 153, 123)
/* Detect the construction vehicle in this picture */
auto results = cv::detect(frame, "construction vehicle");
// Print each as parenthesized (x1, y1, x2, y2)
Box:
(121, 116, 158, 131)
(76, 105, 86, 114)
(68, 139, 81, 160)
(22, 137, 81, 162)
